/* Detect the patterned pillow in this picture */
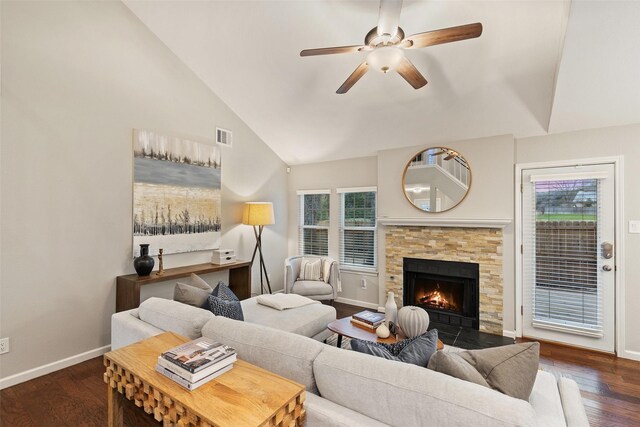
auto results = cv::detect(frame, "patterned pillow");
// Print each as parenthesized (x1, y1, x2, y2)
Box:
(298, 258, 322, 281)
(350, 329, 439, 367)
(201, 281, 239, 311)
(207, 294, 244, 321)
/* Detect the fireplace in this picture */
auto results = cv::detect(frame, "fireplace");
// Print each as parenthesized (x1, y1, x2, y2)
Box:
(403, 258, 480, 330)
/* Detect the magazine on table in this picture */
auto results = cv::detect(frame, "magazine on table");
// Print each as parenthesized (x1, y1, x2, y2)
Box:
(155, 363, 233, 391)
(157, 353, 237, 383)
(352, 310, 385, 325)
(161, 337, 236, 373)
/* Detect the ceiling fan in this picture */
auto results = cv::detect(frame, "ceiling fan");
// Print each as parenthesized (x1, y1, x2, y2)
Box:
(300, 0, 482, 94)
(430, 148, 459, 160)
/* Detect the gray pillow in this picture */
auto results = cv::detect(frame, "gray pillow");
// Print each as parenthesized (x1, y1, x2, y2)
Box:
(350, 329, 438, 367)
(173, 274, 213, 307)
(427, 342, 540, 400)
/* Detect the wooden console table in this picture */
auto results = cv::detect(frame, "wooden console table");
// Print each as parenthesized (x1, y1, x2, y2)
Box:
(116, 261, 251, 312)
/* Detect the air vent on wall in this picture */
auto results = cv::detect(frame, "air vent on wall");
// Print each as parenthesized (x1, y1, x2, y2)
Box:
(216, 127, 233, 147)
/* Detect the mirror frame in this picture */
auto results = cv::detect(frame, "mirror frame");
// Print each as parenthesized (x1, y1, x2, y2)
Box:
(401, 146, 472, 213)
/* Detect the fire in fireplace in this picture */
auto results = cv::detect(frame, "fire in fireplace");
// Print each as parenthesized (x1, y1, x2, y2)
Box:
(403, 258, 479, 329)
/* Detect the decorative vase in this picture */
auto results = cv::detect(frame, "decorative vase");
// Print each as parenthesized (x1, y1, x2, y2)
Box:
(384, 291, 398, 326)
(376, 323, 390, 339)
(134, 244, 154, 276)
(397, 306, 430, 338)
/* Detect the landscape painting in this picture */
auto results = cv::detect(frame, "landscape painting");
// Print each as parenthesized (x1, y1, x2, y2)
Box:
(133, 129, 221, 256)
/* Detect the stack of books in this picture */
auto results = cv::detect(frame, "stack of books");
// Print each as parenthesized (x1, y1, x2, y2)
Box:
(156, 337, 236, 391)
(351, 310, 385, 329)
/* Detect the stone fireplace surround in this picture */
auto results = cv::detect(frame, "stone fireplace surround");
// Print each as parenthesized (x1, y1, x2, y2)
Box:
(384, 223, 504, 335)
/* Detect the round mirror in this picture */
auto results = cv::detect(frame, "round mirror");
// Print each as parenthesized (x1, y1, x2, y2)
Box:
(402, 147, 471, 212)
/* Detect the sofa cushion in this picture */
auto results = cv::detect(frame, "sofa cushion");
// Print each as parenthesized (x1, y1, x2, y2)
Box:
(313, 345, 537, 427)
(305, 392, 389, 427)
(292, 280, 333, 296)
(202, 316, 325, 393)
(241, 296, 335, 338)
(138, 297, 214, 339)
(350, 329, 438, 367)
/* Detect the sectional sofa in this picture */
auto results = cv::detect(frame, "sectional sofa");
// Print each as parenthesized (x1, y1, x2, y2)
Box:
(111, 297, 589, 426)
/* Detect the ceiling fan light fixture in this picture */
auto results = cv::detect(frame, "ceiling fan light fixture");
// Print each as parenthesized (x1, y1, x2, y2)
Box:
(366, 46, 404, 73)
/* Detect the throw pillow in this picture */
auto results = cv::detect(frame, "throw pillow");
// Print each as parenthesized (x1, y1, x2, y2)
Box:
(173, 282, 211, 307)
(201, 281, 239, 311)
(427, 342, 540, 400)
(207, 294, 244, 321)
(298, 258, 322, 281)
(350, 329, 438, 367)
(173, 274, 213, 307)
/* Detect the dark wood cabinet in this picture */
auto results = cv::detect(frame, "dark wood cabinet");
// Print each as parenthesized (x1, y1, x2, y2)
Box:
(115, 261, 252, 312)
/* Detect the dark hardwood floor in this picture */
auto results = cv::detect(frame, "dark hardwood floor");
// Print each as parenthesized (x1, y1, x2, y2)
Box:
(1, 302, 638, 426)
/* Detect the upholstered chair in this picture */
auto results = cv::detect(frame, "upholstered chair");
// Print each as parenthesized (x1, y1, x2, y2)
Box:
(284, 255, 340, 302)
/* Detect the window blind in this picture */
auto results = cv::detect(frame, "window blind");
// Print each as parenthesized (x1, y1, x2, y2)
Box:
(338, 188, 377, 269)
(298, 192, 330, 256)
(522, 177, 604, 336)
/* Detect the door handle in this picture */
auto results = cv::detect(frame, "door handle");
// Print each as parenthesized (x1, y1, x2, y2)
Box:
(601, 242, 613, 259)
(602, 265, 613, 272)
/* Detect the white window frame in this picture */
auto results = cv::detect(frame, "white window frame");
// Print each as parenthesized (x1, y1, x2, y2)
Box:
(297, 189, 330, 256)
(338, 187, 377, 272)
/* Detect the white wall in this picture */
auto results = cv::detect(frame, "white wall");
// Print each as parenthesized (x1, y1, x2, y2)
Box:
(287, 156, 379, 307)
(516, 124, 640, 358)
(0, 1, 288, 382)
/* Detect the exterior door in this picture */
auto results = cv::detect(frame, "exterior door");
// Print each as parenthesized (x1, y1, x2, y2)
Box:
(521, 163, 615, 352)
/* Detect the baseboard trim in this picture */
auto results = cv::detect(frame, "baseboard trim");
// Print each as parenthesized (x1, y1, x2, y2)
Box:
(621, 349, 640, 361)
(334, 297, 378, 310)
(0, 344, 111, 390)
(503, 330, 517, 339)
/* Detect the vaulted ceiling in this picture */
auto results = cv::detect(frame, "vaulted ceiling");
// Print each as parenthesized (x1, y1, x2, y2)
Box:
(124, 0, 640, 165)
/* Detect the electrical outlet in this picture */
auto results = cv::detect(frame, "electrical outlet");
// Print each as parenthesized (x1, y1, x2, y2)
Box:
(0, 338, 9, 355)
(361, 278, 367, 289)
(630, 220, 640, 234)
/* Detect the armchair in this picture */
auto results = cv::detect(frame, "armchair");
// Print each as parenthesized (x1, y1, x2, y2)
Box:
(284, 255, 340, 302)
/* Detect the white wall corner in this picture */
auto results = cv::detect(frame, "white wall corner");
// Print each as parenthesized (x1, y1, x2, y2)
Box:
(0, 345, 111, 390)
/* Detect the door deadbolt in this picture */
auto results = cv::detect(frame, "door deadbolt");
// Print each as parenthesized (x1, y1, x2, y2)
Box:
(602, 265, 613, 272)
(601, 242, 613, 259)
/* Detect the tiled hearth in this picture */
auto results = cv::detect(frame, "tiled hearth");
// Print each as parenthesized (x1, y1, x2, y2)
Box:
(385, 225, 504, 335)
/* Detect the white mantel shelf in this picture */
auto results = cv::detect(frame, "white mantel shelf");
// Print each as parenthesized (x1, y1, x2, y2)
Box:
(377, 217, 512, 228)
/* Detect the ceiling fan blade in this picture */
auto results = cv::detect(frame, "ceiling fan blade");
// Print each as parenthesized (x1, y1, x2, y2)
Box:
(444, 154, 457, 160)
(400, 23, 483, 49)
(300, 45, 364, 57)
(337, 62, 369, 94)
(377, 0, 403, 38)
(396, 57, 428, 89)
(430, 151, 447, 156)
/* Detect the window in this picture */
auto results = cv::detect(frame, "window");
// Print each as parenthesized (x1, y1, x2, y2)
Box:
(339, 187, 377, 269)
(297, 190, 330, 256)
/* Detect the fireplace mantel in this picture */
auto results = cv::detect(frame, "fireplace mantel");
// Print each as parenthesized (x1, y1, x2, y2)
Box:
(377, 217, 511, 228)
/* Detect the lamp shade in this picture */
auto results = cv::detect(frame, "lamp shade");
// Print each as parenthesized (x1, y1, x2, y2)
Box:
(242, 202, 275, 226)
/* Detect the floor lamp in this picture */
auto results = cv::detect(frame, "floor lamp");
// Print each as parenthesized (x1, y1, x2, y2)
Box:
(242, 202, 275, 294)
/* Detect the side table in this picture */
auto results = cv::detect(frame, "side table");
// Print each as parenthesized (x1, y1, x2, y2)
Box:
(104, 332, 305, 427)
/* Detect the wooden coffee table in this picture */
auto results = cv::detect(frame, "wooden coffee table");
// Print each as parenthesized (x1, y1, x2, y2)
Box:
(104, 332, 305, 427)
(327, 317, 444, 350)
